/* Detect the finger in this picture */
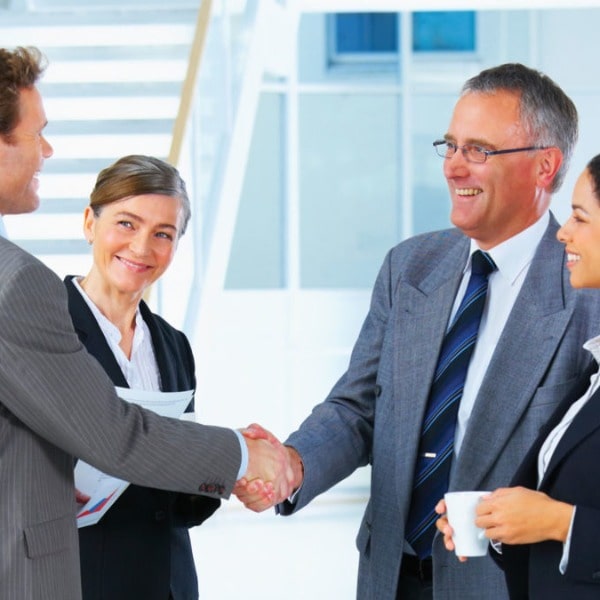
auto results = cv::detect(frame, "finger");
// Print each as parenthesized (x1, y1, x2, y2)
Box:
(242, 498, 276, 513)
(242, 423, 275, 442)
(75, 488, 91, 504)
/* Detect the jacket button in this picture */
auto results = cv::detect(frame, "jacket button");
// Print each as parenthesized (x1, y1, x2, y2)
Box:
(374, 384, 382, 397)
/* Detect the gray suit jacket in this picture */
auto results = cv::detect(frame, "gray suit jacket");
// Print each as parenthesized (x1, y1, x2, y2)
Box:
(279, 217, 600, 599)
(0, 237, 241, 600)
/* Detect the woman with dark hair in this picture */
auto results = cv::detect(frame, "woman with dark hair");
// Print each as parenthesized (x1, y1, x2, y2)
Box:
(70, 155, 217, 600)
(437, 154, 600, 599)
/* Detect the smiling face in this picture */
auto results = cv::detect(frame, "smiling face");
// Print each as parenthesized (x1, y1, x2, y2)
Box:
(83, 193, 184, 300)
(444, 90, 559, 250)
(0, 86, 53, 215)
(557, 168, 600, 289)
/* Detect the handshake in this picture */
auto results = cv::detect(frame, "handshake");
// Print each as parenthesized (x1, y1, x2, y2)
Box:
(234, 424, 304, 512)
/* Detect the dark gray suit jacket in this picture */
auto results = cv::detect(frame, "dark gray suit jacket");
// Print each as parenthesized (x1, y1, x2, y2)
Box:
(279, 216, 600, 599)
(65, 276, 219, 600)
(0, 237, 240, 600)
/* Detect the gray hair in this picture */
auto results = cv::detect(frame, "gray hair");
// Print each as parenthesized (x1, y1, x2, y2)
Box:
(462, 63, 578, 193)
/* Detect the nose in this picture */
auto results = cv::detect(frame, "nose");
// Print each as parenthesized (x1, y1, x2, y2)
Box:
(557, 220, 571, 244)
(129, 232, 151, 256)
(41, 135, 53, 159)
(443, 147, 470, 179)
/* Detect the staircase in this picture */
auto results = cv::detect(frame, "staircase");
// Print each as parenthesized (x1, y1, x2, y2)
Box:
(0, 0, 297, 331)
(0, 5, 198, 279)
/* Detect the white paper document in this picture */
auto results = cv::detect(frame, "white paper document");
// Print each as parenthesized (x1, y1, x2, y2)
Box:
(75, 387, 194, 528)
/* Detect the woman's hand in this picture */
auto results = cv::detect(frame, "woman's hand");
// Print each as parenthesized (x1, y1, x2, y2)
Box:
(476, 487, 573, 545)
(75, 487, 91, 506)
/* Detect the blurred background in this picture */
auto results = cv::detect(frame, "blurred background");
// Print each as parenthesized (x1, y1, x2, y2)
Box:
(3, 0, 600, 596)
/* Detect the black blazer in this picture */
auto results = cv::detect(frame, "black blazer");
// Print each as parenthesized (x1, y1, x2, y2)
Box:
(499, 360, 600, 599)
(65, 276, 220, 600)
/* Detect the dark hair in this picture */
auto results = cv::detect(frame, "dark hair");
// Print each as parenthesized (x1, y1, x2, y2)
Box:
(462, 63, 578, 193)
(90, 155, 191, 236)
(0, 46, 46, 139)
(586, 155, 600, 202)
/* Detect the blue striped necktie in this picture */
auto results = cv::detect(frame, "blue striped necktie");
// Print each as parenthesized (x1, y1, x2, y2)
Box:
(405, 250, 497, 559)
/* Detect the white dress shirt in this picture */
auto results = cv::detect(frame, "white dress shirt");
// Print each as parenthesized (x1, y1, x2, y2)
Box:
(454, 211, 550, 453)
(72, 277, 161, 391)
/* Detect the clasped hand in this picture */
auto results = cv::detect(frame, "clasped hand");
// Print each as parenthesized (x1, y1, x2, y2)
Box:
(435, 486, 573, 562)
(234, 423, 304, 512)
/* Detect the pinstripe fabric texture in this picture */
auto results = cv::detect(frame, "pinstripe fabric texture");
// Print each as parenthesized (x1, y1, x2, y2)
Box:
(406, 250, 496, 558)
(0, 237, 241, 599)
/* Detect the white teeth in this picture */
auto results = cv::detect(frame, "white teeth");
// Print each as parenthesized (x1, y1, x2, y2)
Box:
(567, 253, 580, 262)
(455, 188, 482, 196)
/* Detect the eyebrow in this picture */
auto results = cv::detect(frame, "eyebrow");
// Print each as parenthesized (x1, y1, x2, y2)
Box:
(571, 203, 590, 214)
(115, 210, 179, 232)
(444, 135, 494, 148)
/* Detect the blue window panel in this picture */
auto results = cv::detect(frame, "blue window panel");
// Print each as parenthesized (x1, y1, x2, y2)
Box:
(335, 13, 397, 53)
(413, 12, 475, 52)
(333, 12, 475, 54)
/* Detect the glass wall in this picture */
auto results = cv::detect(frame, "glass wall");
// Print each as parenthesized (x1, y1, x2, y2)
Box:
(226, 10, 489, 289)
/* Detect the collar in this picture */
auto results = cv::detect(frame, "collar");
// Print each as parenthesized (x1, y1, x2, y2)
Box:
(467, 211, 550, 285)
(71, 276, 145, 349)
(584, 334, 600, 365)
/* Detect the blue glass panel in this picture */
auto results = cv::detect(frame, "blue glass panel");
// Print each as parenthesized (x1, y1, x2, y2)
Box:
(333, 12, 475, 55)
(413, 11, 475, 52)
(336, 13, 397, 53)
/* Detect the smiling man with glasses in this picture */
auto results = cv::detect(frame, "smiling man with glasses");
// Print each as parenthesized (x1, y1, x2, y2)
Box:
(236, 62, 600, 600)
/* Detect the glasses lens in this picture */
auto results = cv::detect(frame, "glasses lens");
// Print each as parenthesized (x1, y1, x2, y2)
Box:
(464, 145, 487, 163)
(434, 142, 452, 158)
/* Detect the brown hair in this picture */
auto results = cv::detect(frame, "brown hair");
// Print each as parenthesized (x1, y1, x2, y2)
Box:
(0, 46, 46, 140)
(89, 155, 191, 236)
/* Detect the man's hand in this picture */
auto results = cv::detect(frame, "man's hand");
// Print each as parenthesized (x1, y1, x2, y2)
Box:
(435, 498, 468, 562)
(234, 423, 304, 512)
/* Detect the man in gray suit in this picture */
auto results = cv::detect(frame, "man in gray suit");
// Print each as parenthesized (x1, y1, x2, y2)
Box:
(0, 46, 294, 600)
(236, 63, 600, 599)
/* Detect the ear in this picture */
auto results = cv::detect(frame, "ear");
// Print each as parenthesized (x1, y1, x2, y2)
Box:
(82, 206, 95, 244)
(536, 147, 563, 189)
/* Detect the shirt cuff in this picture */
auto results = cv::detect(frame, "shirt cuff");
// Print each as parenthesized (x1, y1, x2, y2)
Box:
(234, 429, 248, 480)
(559, 506, 576, 574)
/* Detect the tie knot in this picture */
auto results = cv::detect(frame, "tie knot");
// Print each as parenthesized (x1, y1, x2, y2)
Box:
(471, 250, 497, 277)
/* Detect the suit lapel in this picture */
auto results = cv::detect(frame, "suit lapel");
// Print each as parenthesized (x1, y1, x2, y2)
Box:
(452, 218, 575, 490)
(393, 236, 469, 492)
(138, 301, 175, 392)
(510, 364, 597, 488)
(66, 277, 178, 396)
(64, 276, 129, 388)
(540, 370, 600, 488)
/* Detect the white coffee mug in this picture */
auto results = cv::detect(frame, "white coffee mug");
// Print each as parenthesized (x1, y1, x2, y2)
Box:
(444, 491, 490, 557)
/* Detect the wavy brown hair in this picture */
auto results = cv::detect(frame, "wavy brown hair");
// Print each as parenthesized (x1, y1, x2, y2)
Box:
(0, 46, 46, 141)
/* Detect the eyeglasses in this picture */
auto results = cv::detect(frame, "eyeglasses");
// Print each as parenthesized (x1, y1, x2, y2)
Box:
(433, 140, 548, 164)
